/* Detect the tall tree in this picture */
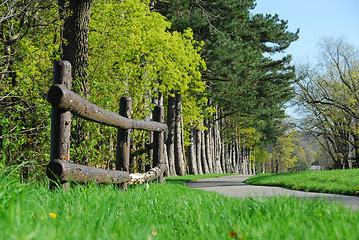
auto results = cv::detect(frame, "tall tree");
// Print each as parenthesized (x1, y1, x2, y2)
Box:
(85, 0, 205, 169)
(58, 0, 94, 99)
(296, 37, 359, 169)
(154, 1, 299, 176)
(155, 0, 298, 135)
(270, 131, 299, 173)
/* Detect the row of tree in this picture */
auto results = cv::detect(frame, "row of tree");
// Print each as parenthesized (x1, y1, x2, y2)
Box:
(1, 0, 303, 180)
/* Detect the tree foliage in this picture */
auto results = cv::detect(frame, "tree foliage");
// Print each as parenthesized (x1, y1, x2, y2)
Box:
(0, 0, 61, 178)
(296, 37, 359, 169)
(89, 0, 205, 116)
(155, 0, 299, 143)
(80, 0, 206, 166)
(0, 0, 206, 175)
(270, 131, 301, 173)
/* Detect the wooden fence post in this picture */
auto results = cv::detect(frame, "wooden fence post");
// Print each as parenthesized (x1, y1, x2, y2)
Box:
(153, 105, 165, 183)
(49, 60, 72, 189)
(46, 61, 168, 189)
(116, 97, 132, 172)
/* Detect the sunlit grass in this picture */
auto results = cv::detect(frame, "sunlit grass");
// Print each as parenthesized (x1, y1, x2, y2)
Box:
(245, 169, 359, 196)
(1, 172, 358, 239)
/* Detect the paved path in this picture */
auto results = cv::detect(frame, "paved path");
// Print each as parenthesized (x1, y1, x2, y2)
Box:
(185, 175, 359, 211)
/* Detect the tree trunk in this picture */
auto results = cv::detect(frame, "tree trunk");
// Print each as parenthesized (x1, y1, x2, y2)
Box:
(204, 123, 213, 173)
(224, 143, 230, 173)
(187, 128, 198, 175)
(246, 148, 251, 175)
(174, 93, 186, 175)
(59, 0, 94, 98)
(195, 128, 203, 175)
(241, 146, 247, 175)
(230, 142, 235, 173)
(238, 143, 243, 174)
(252, 149, 256, 174)
(235, 139, 240, 174)
(200, 129, 210, 174)
(58, 0, 94, 164)
(166, 93, 177, 176)
(214, 125, 222, 173)
(221, 142, 226, 173)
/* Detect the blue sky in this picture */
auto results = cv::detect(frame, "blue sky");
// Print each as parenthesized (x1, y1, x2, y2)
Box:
(251, 0, 359, 117)
(251, 0, 359, 64)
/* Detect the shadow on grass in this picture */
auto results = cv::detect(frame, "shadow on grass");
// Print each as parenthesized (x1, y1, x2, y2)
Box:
(165, 179, 191, 185)
(245, 172, 298, 184)
(165, 174, 236, 186)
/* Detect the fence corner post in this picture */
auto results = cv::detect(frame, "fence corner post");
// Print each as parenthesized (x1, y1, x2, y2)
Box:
(48, 60, 72, 190)
(153, 105, 165, 183)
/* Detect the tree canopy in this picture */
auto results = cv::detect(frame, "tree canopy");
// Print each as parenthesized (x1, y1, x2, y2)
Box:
(155, 0, 299, 143)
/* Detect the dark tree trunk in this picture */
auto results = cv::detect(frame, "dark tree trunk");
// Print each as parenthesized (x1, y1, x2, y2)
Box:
(58, 0, 95, 164)
(58, 0, 94, 98)
(245, 148, 250, 175)
(224, 143, 230, 173)
(152, 105, 166, 183)
(187, 128, 198, 175)
(353, 134, 359, 168)
(200, 129, 210, 174)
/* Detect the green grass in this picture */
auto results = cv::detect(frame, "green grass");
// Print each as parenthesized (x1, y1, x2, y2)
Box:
(1, 172, 359, 239)
(245, 169, 359, 196)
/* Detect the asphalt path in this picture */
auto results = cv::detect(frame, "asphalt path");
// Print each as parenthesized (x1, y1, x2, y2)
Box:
(185, 175, 359, 211)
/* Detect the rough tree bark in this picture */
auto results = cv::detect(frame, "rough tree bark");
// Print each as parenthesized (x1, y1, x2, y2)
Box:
(187, 127, 198, 175)
(166, 93, 177, 176)
(174, 93, 186, 175)
(204, 121, 213, 173)
(225, 143, 231, 173)
(47, 159, 167, 186)
(195, 128, 204, 175)
(58, 0, 95, 164)
(187, 128, 198, 175)
(214, 114, 223, 173)
(235, 139, 241, 173)
(200, 129, 210, 174)
(58, 0, 94, 98)
(46, 84, 167, 131)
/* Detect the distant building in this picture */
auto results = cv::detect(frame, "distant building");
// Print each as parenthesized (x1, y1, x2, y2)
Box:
(309, 165, 321, 171)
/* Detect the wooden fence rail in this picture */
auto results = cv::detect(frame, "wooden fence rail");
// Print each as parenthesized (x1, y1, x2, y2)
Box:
(46, 60, 167, 189)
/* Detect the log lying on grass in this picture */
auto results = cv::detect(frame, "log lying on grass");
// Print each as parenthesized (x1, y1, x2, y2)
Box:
(129, 164, 167, 185)
(47, 160, 167, 186)
(47, 159, 130, 184)
(47, 84, 167, 132)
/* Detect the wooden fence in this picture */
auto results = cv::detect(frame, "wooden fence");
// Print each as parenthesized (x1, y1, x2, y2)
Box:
(46, 60, 168, 189)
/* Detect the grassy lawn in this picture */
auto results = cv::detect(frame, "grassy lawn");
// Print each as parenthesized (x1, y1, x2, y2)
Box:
(245, 169, 359, 196)
(1, 172, 359, 239)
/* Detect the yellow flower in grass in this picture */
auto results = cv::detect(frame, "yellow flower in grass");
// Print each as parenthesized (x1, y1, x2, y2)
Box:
(355, 191, 359, 195)
(49, 213, 57, 218)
